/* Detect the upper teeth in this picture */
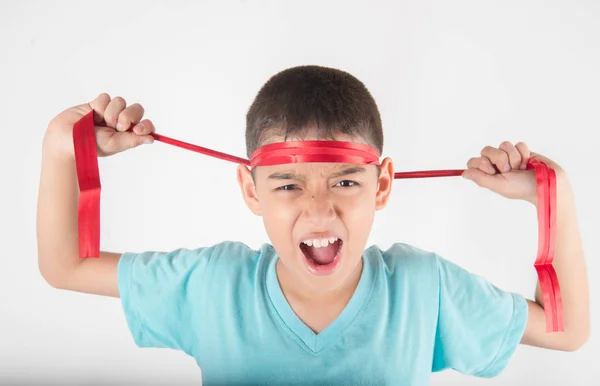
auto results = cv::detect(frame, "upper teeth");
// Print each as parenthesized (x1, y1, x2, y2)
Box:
(302, 237, 338, 248)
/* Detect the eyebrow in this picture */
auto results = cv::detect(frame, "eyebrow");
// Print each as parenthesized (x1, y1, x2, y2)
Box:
(267, 166, 367, 180)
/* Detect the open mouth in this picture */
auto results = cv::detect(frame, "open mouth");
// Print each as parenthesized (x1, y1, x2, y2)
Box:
(299, 237, 343, 275)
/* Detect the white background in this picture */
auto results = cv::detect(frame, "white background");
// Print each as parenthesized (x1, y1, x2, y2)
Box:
(1, 0, 598, 384)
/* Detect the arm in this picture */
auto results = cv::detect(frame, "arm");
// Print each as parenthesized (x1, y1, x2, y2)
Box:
(36, 94, 155, 297)
(521, 173, 590, 351)
(37, 130, 122, 297)
(464, 141, 590, 352)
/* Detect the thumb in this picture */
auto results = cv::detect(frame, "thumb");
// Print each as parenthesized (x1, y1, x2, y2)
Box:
(462, 168, 501, 190)
(114, 131, 154, 151)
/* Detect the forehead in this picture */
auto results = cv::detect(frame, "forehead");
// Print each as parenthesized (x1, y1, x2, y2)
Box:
(254, 162, 372, 181)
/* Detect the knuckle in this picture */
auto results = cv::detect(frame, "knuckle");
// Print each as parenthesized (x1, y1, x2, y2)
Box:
(131, 105, 144, 119)
(120, 103, 144, 124)
(132, 103, 145, 117)
(480, 145, 493, 155)
(131, 102, 144, 112)
(499, 140, 512, 149)
(95, 93, 111, 104)
(515, 142, 529, 152)
(89, 93, 111, 114)
(112, 96, 126, 107)
(466, 157, 478, 167)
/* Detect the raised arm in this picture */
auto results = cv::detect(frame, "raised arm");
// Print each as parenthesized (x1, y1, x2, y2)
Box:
(521, 175, 590, 351)
(36, 93, 155, 297)
(463, 141, 590, 352)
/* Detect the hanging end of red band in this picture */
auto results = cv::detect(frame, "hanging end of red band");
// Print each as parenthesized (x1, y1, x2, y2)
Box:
(547, 265, 564, 333)
(78, 187, 101, 258)
(527, 158, 564, 333)
(73, 110, 101, 258)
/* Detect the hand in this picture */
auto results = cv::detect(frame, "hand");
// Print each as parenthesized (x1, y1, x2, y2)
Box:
(462, 141, 566, 206)
(45, 93, 155, 158)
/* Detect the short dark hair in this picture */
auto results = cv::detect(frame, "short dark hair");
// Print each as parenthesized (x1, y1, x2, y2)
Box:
(245, 65, 383, 158)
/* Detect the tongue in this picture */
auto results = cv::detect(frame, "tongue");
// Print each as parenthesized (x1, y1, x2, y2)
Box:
(304, 241, 339, 265)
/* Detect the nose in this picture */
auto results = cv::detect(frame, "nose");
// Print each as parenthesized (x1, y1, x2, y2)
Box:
(303, 193, 337, 228)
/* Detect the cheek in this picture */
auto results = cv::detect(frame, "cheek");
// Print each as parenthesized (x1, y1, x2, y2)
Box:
(337, 189, 377, 241)
(338, 185, 377, 213)
(343, 202, 375, 231)
(260, 196, 298, 245)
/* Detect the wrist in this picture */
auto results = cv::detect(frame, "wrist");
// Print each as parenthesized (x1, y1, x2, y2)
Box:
(43, 126, 75, 161)
(528, 169, 573, 208)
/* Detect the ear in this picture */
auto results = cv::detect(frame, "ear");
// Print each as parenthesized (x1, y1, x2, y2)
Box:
(236, 165, 262, 216)
(375, 157, 394, 210)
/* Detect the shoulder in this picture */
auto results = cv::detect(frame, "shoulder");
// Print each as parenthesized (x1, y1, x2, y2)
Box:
(367, 242, 500, 292)
(368, 242, 485, 280)
(367, 242, 440, 275)
(201, 241, 276, 276)
(363, 242, 442, 299)
(118, 241, 275, 284)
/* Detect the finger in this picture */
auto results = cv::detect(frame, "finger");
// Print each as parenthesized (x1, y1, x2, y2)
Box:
(88, 93, 111, 124)
(110, 131, 154, 151)
(117, 103, 145, 132)
(499, 141, 522, 171)
(515, 142, 531, 170)
(104, 96, 127, 130)
(462, 167, 502, 191)
(481, 146, 511, 173)
(467, 157, 497, 174)
(481, 155, 501, 174)
(133, 119, 156, 135)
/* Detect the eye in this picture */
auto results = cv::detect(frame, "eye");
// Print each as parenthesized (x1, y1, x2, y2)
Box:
(275, 184, 298, 191)
(335, 180, 359, 188)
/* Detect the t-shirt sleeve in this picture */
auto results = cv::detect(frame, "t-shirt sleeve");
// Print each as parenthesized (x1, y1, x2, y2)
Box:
(431, 254, 528, 377)
(117, 246, 217, 354)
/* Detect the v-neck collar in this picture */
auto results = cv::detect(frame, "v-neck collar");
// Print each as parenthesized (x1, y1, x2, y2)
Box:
(265, 247, 377, 353)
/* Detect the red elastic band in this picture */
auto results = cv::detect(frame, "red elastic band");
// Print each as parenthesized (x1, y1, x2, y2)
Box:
(251, 145, 380, 167)
(72, 110, 562, 331)
(249, 140, 381, 167)
(72, 111, 101, 259)
(527, 159, 563, 332)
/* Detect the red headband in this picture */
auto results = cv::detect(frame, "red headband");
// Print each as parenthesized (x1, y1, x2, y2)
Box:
(249, 140, 380, 167)
(153, 132, 466, 179)
(72, 110, 562, 332)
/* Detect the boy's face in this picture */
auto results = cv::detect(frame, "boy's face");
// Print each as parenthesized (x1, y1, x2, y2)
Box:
(237, 131, 394, 297)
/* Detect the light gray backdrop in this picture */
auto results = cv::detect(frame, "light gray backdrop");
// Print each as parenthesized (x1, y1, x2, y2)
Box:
(1, 0, 597, 384)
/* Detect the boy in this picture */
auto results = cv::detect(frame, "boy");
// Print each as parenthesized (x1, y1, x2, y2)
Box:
(37, 65, 589, 385)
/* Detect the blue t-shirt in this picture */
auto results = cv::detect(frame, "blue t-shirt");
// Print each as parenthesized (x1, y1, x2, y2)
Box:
(117, 241, 528, 385)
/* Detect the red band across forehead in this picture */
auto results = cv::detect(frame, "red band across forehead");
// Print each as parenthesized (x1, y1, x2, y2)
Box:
(249, 140, 381, 168)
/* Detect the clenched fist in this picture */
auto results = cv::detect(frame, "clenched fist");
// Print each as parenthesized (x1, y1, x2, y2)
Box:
(44, 93, 156, 158)
(462, 141, 568, 206)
